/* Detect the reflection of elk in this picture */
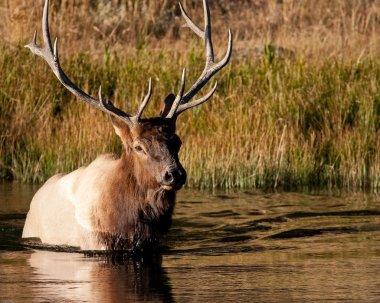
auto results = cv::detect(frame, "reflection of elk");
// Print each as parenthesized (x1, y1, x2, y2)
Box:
(28, 251, 172, 302)
(22, 0, 232, 253)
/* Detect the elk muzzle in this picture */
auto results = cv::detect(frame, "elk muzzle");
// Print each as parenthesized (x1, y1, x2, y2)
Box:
(161, 165, 187, 191)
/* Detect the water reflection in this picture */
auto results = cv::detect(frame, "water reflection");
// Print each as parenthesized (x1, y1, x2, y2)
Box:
(1, 250, 172, 303)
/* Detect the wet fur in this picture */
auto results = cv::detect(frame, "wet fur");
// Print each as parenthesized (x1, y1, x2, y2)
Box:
(94, 153, 176, 253)
(86, 117, 180, 253)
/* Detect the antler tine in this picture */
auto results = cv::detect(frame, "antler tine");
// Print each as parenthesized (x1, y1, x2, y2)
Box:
(166, 68, 186, 119)
(203, 0, 214, 65)
(25, 0, 137, 127)
(42, 0, 53, 54)
(134, 78, 153, 122)
(178, 2, 203, 38)
(176, 81, 218, 116)
(167, 0, 232, 118)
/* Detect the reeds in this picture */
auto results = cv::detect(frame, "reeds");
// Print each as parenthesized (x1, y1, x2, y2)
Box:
(0, 44, 379, 190)
(0, 0, 379, 190)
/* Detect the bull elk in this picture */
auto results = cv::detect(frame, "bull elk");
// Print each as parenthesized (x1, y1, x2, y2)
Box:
(22, 0, 232, 254)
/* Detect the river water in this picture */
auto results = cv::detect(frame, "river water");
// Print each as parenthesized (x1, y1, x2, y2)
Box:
(1, 182, 380, 302)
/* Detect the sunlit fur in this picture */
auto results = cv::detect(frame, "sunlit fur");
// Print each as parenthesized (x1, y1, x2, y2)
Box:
(22, 117, 185, 254)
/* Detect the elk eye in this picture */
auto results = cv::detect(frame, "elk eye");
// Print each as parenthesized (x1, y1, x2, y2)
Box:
(134, 145, 145, 153)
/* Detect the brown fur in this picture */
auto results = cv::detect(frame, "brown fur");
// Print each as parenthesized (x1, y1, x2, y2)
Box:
(91, 117, 182, 254)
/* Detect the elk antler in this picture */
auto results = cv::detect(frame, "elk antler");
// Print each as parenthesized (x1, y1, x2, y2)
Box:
(25, 0, 152, 127)
(166, 0, 233, 118)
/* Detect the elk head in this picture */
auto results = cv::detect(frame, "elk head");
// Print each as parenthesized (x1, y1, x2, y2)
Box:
(111, 113, 186, 191)
(25, 0, 232, 191)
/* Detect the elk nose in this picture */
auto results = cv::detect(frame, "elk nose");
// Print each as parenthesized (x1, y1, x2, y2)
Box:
(162, 168, 187, 190)
(163, 171, 174, 184)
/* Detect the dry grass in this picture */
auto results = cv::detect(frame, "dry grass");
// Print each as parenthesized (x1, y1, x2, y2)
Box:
(1, 45, 379, 190)
(2, 0, 380, 57)
(0, 0, 380, 190)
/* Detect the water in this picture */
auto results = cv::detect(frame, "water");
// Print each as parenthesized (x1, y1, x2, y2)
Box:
(1, 182, 380, 302)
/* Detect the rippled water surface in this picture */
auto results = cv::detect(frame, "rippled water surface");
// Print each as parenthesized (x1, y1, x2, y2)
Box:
(1, 182, 380, 302)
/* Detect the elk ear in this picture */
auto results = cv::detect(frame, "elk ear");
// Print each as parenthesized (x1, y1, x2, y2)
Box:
(160, 94, 175, 117)
(110, 115, 131, 139)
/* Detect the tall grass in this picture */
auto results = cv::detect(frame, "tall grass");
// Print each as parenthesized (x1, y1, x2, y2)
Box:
(1, 44, 379, 190)
(0, 0, 379, 190)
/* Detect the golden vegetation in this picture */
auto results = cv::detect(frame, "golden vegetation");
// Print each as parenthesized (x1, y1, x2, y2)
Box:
(0, 0, 379, 190)
(2, 0, 380, 57)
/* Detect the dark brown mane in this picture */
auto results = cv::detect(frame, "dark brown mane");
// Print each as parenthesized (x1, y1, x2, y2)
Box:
(92, 125, 177, 253)
(97, 189, 175, 253)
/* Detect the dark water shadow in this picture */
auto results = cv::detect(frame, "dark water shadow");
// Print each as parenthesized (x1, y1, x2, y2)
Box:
(0, 214, 26, 251)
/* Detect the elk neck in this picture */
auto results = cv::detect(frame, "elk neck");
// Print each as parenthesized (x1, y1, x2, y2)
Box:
(106, 148, 176, 220)
(90, 149, 176, 251)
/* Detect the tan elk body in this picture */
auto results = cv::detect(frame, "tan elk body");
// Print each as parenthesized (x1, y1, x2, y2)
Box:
(22, 0, 232, 253)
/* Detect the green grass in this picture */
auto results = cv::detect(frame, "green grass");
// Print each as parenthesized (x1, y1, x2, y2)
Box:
(0, 44, 379, 190)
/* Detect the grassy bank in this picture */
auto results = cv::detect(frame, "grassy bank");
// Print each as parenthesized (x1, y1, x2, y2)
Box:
(0, 44, 379, 190)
